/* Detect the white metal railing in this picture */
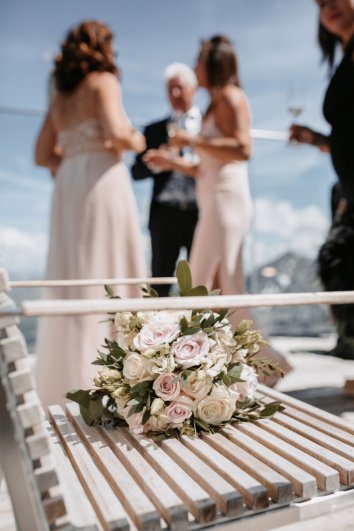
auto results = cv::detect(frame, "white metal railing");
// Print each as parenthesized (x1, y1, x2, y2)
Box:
(9, 277, 176, 288)
(1, 291, 354, 317)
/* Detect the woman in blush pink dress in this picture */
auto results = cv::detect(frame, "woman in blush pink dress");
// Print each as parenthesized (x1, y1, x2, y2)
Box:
(170, 35, 291, 383)
(34, 21, 147, 407)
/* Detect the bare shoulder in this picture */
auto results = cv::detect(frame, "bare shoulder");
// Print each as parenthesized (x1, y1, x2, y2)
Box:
(88, 72, 120, 92)
(218, 85, 247, 110)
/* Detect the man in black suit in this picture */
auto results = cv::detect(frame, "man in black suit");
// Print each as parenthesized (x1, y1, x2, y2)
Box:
(132, 63, 201, 296)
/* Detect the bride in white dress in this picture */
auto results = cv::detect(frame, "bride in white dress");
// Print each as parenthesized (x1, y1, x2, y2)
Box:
(34, 21, 147, 407)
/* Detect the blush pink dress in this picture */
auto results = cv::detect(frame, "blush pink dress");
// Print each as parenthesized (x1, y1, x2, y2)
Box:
(190, 113, 253, 296)
(35, 119, 146, 407)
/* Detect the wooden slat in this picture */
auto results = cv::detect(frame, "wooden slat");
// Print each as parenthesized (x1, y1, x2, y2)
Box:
(9, 369, 34, 397)
(0, 335, 27, 364)
(237, 422, 340, 492)
(259, 385, 354, 436)
(16, 402, 43, 430)
(160, 436, 245, 516)
(180, 435, 269, 510)
(201, 432, 294, 504)
(59, 406, 159, 531)
(49, 406, 134, 531)
(126, 431, 216, 524)
(257, 417, 354, 485)
(44, 418, 99, 530)
(280, 405, 354, 450)
(25, 432, 50, 461)
(34, 466, 60, 493)
(273, 411, 354, 462)
(222, 424, 317, 499)
(99, 423, 189, 531)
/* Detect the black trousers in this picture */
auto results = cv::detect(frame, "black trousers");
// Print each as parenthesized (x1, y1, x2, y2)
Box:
(149, 203, 198, 296)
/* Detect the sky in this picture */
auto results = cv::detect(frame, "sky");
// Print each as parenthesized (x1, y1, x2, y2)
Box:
(0, 0, 338, 279)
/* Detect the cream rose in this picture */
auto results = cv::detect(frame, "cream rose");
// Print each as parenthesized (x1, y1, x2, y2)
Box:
(133, 319, 180, 352)
(153, 373, 181, 400)
(194, 384, 238, 425)
(166, 396, 193, 424)
(182, 372, 213, 399)
(171, 332, 212, 368)
(123, 352, 150, 382)
(230, 364, 258, 402)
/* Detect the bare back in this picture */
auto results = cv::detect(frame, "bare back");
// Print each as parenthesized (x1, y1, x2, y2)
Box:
(50, 72, 110, 132)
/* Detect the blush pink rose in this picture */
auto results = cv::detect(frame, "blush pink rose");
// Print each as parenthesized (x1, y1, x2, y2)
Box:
(166, 396, 193, 424)
(123, 407, 144, 434)
(133, 320, 180, 352)
(171, 332, 212, 368)
(153, 373, 181, 400)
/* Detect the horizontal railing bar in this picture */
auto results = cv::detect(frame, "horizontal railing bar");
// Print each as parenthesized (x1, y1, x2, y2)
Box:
(9, 277, 177, 288)
(0, 290, 353, 317)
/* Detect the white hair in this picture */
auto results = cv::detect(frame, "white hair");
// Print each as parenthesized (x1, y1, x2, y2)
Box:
(164, 62, 197, 87)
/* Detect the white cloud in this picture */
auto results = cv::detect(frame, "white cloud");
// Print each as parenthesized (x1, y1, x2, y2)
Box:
(0, 227, 47, 278)
(244, 198, 329, 272)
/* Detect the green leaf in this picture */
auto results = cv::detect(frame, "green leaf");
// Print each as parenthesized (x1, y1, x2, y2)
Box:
(185, 285, 209, 297)
(66, 389, 92, 409)
(104, 284, 114, 298)
(142, 285, 159, 298)
(176, 260, 192, 295)
(142, 408, 151, 425)
(181, 327, 201, 336)
(80, 398, 105, 426)
(130, 381, 151, 394)
(180, 316, 189, 332)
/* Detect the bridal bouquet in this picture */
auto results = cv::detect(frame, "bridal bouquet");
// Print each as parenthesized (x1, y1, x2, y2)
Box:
(67, 261, 284, 438)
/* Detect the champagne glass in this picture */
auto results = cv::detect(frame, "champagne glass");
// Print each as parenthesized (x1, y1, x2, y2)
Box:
(287, 84, 305, 146)
(167, 114, 183, 139)
(287, 84, 305, 122)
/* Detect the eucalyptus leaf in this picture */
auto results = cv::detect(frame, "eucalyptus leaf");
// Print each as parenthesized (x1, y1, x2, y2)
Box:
(185, 286, 208, 297)
(66, 389, 92, 409)
(176, 260, 192, 295)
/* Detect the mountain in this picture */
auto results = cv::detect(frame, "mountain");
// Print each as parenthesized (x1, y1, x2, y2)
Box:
(247, 252, 334, 337)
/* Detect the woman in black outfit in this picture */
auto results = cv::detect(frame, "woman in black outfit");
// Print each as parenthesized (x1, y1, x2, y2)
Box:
(290, 0, 354, 359)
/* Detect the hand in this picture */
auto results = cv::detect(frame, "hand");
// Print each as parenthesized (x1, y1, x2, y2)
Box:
(289, 124, 316, 145)
(131, 130, 147, 153)
(168, 128, 194, 149)
(143, 146, 178, 172)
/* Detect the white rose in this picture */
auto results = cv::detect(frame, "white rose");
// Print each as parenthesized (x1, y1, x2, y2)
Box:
(133, 319, 180, 352)
(153, 373, 181, 400)
(150, 398, 165, 416)
(171, 332, 212, 368)
(122, 352, 150, 383)
(182, 372, 213, 399)
(230, 365, 258, 402)
(144, 356, 169, 377)
(166, 396, 193, 424)
(194, 384, 238, 425)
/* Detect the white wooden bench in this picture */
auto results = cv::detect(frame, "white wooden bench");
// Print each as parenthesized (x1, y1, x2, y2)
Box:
(1, 270, 354, 531)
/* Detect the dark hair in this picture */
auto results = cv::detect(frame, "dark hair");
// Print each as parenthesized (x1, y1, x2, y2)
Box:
(318, 22, 341, 71)
(201, 35, 241, 88)
(53, 21, 119, 94)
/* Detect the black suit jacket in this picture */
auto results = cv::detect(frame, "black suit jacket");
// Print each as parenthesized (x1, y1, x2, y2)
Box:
(131, 117, 197, 227)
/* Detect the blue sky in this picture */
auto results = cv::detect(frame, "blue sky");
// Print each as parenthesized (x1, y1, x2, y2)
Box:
(0, 0, 337, 278)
